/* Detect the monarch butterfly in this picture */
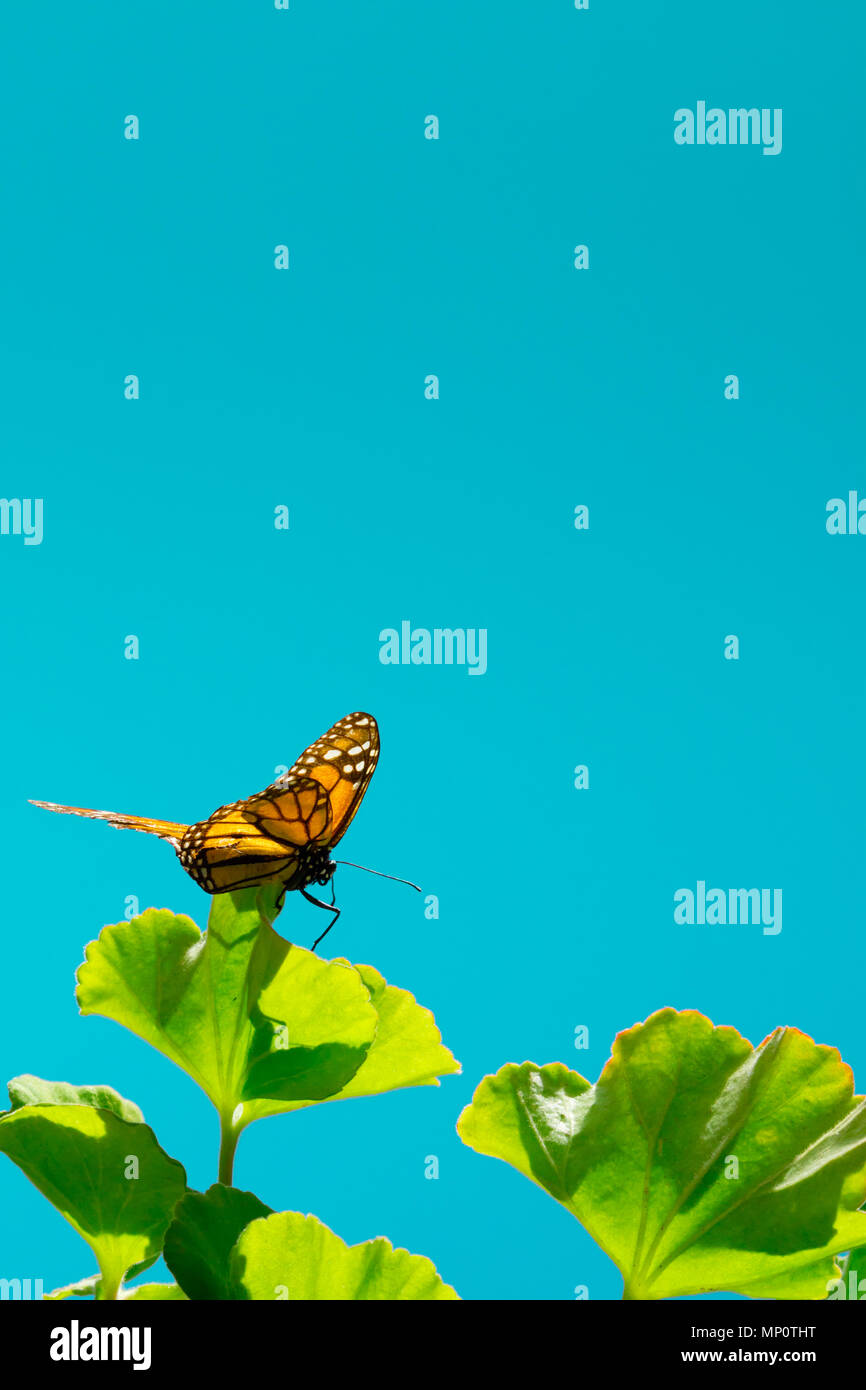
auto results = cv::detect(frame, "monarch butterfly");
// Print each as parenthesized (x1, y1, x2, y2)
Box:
(30, 711, 417, 951)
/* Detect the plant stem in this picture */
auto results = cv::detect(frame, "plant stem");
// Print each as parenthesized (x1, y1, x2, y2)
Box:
(218, 1113, 240, 1186)
(96, 1266, 123, 1301)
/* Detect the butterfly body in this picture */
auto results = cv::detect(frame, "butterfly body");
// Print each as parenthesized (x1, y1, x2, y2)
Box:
(31, 712, 380, 944)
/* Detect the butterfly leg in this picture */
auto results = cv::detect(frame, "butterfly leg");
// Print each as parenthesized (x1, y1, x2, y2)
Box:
(302, 886, 341, 953)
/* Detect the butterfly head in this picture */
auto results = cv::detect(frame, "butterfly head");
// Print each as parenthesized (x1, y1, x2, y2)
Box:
(301, 843, 337, 890)
(316, 859, 337, 887)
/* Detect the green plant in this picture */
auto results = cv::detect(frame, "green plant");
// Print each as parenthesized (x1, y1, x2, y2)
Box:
(830, 1242, 866, 1299)
(457, 1008, 866, 1300)
(0, 886, 460, 1300)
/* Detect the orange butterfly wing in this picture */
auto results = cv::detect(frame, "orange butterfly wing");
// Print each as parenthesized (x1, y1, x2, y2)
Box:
(178, 799, 306, 893)
(239, 776, 333, 847)
(28, 800, 187, 843)
(243, 712, 379, 851)
(32, 712, 381, 900)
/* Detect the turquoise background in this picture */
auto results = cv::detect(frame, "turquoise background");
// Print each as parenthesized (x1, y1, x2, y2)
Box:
(1, 1, 863, 1300)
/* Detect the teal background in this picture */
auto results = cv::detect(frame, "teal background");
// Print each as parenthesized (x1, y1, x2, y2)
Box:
(1, 0, 863, 1300)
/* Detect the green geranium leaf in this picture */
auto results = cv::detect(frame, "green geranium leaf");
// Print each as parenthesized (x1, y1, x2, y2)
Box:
(0, 1080, 186, 1300)
(331, 962, 460, 1097)
(164, 1184, 273, 1300)
(76, 888, 378, 1134)
(122, 1282, 188, 1301)
(76, 889, 459, 1169)
(259, 961, 460, 1117)
(849, 1239, 866, 1283)
(231, 1211, 460, 1300)
(45, 1275, 102, 1300)
(831, 1235, 866, 1300)
(48, 1270, 185, 1299)
(5, 1076, 143, 1124)
(457, 1008, 866, 1300)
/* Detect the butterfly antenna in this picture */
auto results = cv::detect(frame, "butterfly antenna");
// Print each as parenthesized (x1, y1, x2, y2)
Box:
(334, 860, 422, 892)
